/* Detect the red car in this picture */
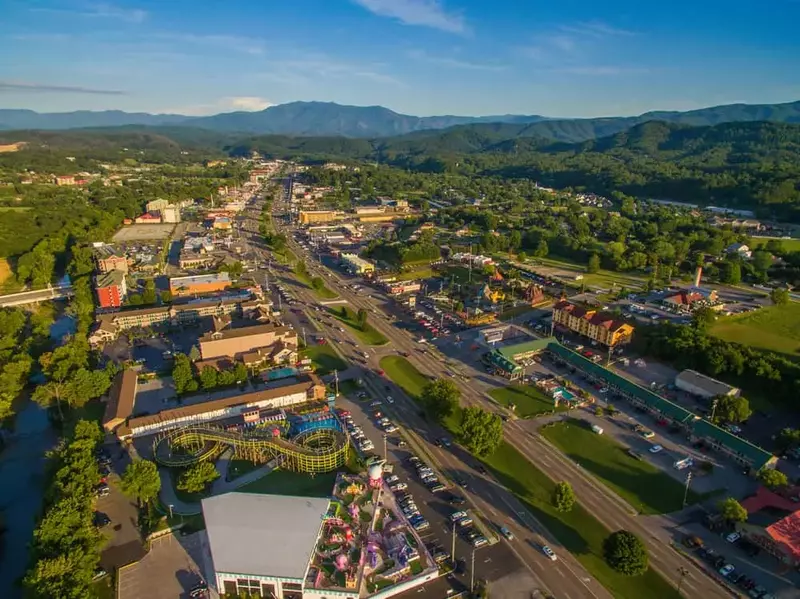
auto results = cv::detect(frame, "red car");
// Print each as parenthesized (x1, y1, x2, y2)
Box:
(377, 369, 385, 376)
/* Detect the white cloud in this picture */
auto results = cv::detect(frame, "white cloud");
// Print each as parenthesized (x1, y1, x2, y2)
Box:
(30, 2, 147, 24)
(559, 21, 636, 37)
(164, 96, 273, 116)
(225, 96, 273, 111)
(408, 49, 506, 71)
(555, 66, 649, 76)
(352, 0, 467, 34)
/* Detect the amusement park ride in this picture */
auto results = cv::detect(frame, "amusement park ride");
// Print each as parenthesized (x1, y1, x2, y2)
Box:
(152, 406, 350, 473)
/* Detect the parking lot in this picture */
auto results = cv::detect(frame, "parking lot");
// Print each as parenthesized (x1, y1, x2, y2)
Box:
(118, 531, 211, 599)
(112, 223, 176, 242)
(336, 393, 538, 596)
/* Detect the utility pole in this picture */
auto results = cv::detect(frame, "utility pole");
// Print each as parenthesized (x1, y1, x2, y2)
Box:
(302, 328, 307, 347)
(451, 524, 457, 564)
(677, 567, 689, 595)
(470, 547, 476, 594)
(383, 433, 388, 461)
(682, 471, 693, 508)
(334, 370, 339, 397)
(710, 398, 719, 423)
(468, 244, 473, 284)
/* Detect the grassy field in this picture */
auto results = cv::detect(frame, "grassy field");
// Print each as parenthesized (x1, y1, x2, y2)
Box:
(332, 307, 388, 346)
(0, 258, 12, 287)
(532, 256, 646, 290)
(378, 358, 680, 597)
(710, 303, 800, 357)
(749, 238, 800, 253)
(489, 385, 568, 418)
(483, 441, 680, 599)
(397, 266, 434, 281)
(497, 304, 539, 321)
(302, 343, 348, 375)
(540, 420, 701, 514)
(294, 269, 338, 299)
(239, 468, 339, 497)
(378, 356, 430, 398)
(91, 575, 115, 599)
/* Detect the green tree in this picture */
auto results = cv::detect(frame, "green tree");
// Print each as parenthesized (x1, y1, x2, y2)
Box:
(420, 379, 460, 423)
(770, 287, 790, 305)
(120, 459, 161, 507)
(517, 251, 528, 262)
(776, 428, 800, 452)
(357, 308, 369, 329)
(233, 362, 248, 382)
(534, 239, 549, 258)
(757, 468, 789, 491)
(587, 253, 600, 274)
(142, 279, 157, 305)
(177, 462, 219, 494)
(188, 346, 201, 361)
(718, 497, 748, 523)
(159, 289, 173, 303)
(127, 293, 143, 306)
(459, 406, 503, 457)
(692, 307, 718, 330)
(719, 260, 742, 285)
(603, 530, 648, 576)
(712, 394, 752, 424)
(752, 250, 773, 273)
(199, 366, 218, 390)
(311, 276, 325, 291)
(171, 353, 195, 395)
(552, 481, 575, 512)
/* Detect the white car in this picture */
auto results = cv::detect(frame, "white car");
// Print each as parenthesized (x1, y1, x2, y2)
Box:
(386, 475, 400, 484)
(386, 396, 394, 404)
(649, 445, 663, 454)
(719, 564, 735, 577)
(542, 545, 558, 561)
(726, 532, 741, 543)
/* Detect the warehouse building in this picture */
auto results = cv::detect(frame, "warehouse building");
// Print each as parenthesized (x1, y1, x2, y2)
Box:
(340, 253, 375, 276)
(675, 369, 740, 399)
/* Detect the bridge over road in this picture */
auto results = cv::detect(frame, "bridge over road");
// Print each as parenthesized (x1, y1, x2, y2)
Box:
(0, 285, 73, 307)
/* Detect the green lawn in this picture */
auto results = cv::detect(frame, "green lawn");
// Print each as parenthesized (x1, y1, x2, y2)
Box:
(378, 356, 429, 398)
(489, 385, 568, 418)
(239, 468, 339, 497)
(749, 237, 800, 253)
(533, 256, 646, 290)
(331, 307, 388, 346)
(294, 269, 338, 299)
(710, 303, 800, 357)
(483, 441, 680, 599)
(498, 305, 540, 321)
(397, 266, 434, 281)
(378, 360, 680, 598)
(540, 420, 701, 514)
(91, 575, 115, 599)
(302, 343, 348, 375)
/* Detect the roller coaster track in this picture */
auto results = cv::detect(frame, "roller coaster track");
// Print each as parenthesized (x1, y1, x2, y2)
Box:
(153, 423, 349, 474)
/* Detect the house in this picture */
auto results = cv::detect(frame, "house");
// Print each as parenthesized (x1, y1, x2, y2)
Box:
(95, 270, 127, 308)
(552, 300, 633, 347)
(54, 175, 76, 186)
(725, 243, 752, 259)
(661, 287, 719, 312)
(738, 487, 800, 567)
(134, 212, 162, 224)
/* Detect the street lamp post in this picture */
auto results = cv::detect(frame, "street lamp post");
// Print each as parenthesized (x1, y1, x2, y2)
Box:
(470, 547, 476, 594)
(682, 471, 693, 508)
(168, 504, 174, 519)
(451, 524, 457, 565)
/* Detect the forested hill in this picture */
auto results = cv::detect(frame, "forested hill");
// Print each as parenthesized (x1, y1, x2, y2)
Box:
(2, 119, 800, 220)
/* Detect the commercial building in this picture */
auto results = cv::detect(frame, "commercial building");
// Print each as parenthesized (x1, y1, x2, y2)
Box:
(386, 281, 421, 295)
(675, 369, 740, 399)
(95, 252, 128, 274)
(199, 322, 298, 364)
(213, 216, 232, 230)
(203, 493, 334, 599)
(54, 175, 76, 186)
(169, 272, 231, 297)
(340, 253, 375, 276)
(95, 270, 127, 308)
(739, 487, 800, 567)
(102, 369, 138, 434)
(134, 212, 162, 224)
(161, 205, 181, 223)
(88, 295, 268, 346)
(298, 210, 343, 225)
(146, 199, 170, 213)
(117, 373, 325, 438)
(552, 300, 633, 347)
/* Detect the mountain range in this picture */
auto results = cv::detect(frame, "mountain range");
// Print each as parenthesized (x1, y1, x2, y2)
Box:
(2, 99, 800, 142)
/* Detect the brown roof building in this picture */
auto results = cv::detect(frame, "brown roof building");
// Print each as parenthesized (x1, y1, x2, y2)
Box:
(552, 300, 634, 347)
(117, 373, 324, 438)
(199, 322, 298, 362)
(103, 369, 138, 433)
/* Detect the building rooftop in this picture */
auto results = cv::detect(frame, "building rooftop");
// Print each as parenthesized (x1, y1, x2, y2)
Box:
(203, 492, 330, 580)
(96, 270, 125, 288)
(103, 369, 137, 427)
(170, 272, 231, 286)
(675, 369, 739, 397)
(199, 322, 294, 343)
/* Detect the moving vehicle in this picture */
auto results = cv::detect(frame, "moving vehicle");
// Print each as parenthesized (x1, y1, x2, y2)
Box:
(649, 444, 663, 453)
(719, 564, 735, 577)
(542, 545, 558, 561)
(500, 526, 514, 540)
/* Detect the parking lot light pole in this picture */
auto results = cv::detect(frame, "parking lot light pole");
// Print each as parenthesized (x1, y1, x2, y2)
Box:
(682, 471, 693, 508)
(451, 524, 457, 564)
(168, 504, 174, 519)
(470, 547, 476, 593)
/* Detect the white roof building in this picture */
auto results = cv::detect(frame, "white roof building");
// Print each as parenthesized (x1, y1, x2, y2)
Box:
(203, 492, 331, 598)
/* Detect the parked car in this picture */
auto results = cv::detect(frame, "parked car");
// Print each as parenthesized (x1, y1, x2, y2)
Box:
(726, 532, 741, 543)
(719, 564, 735, 577)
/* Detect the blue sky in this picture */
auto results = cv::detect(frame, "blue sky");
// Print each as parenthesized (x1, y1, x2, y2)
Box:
(2, 0, 799, 117)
